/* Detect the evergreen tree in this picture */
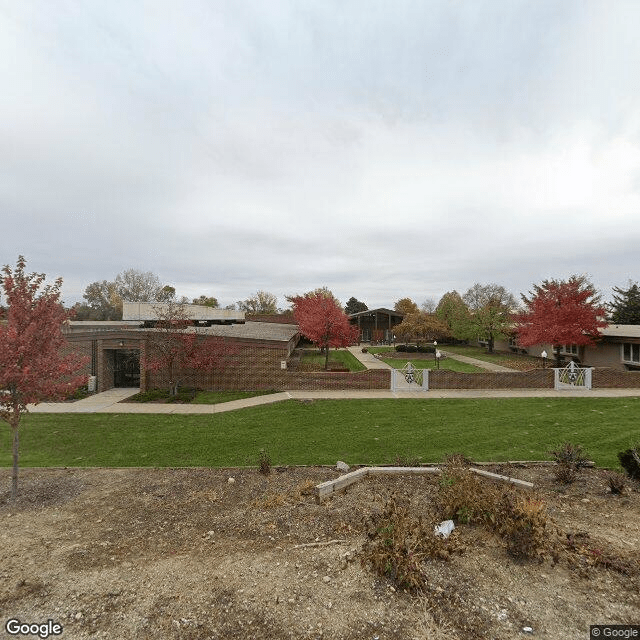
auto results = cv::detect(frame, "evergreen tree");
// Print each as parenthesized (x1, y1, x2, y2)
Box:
(344, 297, 368, 315)
(609, 282, 640, 324)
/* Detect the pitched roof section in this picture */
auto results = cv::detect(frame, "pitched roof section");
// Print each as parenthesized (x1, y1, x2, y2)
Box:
(600, 324, 640, 338)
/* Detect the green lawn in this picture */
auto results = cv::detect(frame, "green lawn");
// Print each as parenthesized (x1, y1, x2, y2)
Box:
(300, 349, 367, 372)
(124, 389, 278, 404)
(366, 347, 482, 372)
(378, 357, 482, 372)
(441, 345, 541, 369)
(3, 398, 639, 470)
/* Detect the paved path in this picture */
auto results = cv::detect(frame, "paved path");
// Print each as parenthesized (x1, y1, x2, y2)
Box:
(26, 385, 640, 415)
(24, 347, 640, 415)
(346, 346, 393, 369)
(346, 345, 518, 373)
(439, 350, 518, 372)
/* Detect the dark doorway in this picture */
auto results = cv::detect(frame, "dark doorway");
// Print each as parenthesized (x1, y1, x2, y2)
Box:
(114, 349, 140, 388)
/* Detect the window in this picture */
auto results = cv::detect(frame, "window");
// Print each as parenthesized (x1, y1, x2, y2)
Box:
(623, 343, 640, 364)
(562, 344, 579, 355)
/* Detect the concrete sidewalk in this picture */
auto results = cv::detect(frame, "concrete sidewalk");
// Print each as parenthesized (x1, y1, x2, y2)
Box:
(26, 386, 640, 415)
(439, 350, 518, 372)
(346, 345, 518, 373)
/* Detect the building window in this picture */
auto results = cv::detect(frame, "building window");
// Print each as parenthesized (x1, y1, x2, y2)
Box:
(562, 344, 579, 355)
(623, 343, 640, 364)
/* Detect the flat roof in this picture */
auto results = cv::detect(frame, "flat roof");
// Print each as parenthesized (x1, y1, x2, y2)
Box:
(66, 321, 299, 343)
(181, 322, 299, 343)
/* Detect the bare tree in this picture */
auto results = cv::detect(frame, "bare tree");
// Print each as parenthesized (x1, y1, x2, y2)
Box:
(239, 291, 278, 314)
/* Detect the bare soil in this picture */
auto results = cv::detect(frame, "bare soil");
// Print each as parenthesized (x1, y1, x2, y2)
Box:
(1, 465, 638, 639)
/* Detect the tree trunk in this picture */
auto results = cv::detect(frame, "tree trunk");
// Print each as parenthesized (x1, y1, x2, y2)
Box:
(487, 335, 495, 353)
(11, 417, 19, 500)
(324, 342, 330, 371)
(554, 345, 562, 367)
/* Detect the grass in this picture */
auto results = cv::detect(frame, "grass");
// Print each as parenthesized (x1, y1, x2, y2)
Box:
(378, 357, 482, 372)
(125, 389, 277, 404)
(440, 345, 541, 369)
(2, 397, 639, 470)
(366, 346, 482, 372)
(300, 349, 367, 372)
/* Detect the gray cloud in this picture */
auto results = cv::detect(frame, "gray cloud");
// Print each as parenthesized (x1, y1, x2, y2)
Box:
(2, 1, 640, 311)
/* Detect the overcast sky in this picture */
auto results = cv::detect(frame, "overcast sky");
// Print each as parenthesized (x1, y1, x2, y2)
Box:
(2, 1, 639, 310)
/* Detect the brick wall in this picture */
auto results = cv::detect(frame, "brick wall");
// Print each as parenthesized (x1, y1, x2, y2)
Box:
(144, 340, 390, 391)
(592, 367, 640, 388)
(429, 369, 554, 389)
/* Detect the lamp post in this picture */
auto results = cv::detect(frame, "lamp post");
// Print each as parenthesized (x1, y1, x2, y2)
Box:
(541, 350, 547, 369)
(434, 341, 440, 369)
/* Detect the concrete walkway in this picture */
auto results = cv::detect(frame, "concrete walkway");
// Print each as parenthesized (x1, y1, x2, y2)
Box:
(439, 350, 518, 372)
(23, 346, 640, 415)
(346, 346, 393, 369)
(346, 345, 518, 373)
(26, 385, 640, 415)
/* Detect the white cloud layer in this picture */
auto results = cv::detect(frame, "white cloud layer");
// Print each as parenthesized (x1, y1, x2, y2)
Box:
(2, 0, 640, 310)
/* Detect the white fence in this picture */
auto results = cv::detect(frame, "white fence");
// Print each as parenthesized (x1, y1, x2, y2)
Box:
(391, 363, 429, 392)
(553, 361, 593, 390)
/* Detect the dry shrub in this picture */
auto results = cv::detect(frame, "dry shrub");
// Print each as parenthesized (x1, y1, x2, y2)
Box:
(548, 442, 589, 484)
(361, 495, 452, 593)
(295, 479, 316, 497)
(607, 472, 626, 495)
(258, 449, 272, 475)
(618, 444, 640, 480)
(436, 457, 548, 560)
(253, 492, 285, 509)
(562, 531, 640, 577)
(436, 460, 497, 527)
(496, 493, 547, 560)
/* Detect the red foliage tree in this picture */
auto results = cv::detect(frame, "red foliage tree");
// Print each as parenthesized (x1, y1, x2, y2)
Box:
(141, 302, 237, 395)
(291, 293, 359, 370)
(0, 256, 88, 499)
(514, 275, 608, 365)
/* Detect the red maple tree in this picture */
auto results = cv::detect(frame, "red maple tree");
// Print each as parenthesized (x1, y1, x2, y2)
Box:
(0, 256, 88, 499)
(514, 275, 608, 365)
(141, 303, 237, 395)
(291, 293, 359, 370)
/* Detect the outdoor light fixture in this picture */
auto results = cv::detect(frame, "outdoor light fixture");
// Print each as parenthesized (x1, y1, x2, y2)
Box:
(541, 350, 547, 368)
(119, 341, 124, 347)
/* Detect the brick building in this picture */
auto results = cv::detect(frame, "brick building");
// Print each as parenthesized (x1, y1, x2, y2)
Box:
(63, 320, 389, 392)
(348, 308, 404, 344)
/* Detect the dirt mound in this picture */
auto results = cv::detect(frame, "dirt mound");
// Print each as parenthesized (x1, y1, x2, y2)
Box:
(1, 465, 638, 639)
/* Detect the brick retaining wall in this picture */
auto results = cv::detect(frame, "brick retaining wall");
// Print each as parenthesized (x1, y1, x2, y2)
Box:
(144, 342, 390, 391)
(591, 367, 640, 389)
(429, 369, 554, 389)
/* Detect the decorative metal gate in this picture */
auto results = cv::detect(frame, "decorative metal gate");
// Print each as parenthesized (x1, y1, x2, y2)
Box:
(554, 361, 592, 390)
(391, 362, 429, 392)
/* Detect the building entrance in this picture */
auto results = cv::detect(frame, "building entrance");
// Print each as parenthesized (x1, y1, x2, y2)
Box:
(113, 349, 140, 388)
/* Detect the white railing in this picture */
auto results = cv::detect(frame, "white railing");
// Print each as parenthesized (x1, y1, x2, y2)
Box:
(391, 362, 429, 392)
(554, 361, 592, 390)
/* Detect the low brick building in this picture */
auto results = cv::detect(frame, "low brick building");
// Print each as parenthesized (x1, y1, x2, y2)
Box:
(63, 320, 389, 392)
(349, 308, 404, 344)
